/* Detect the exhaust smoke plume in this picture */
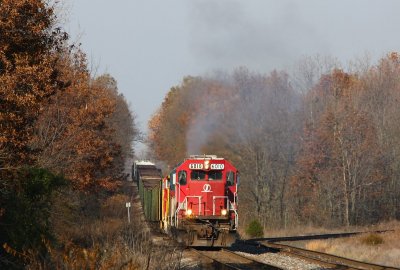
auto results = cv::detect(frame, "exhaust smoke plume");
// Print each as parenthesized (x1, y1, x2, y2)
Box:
(185, 68, 301, 156)
(184, 0, 322, 155)
(187, 0, 327, 73)
(185, 76, 231, 155)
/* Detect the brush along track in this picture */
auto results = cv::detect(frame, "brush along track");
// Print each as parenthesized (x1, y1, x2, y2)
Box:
(249, 230, 393, 243)
(257, 241, 400, 270)
(192, 248, 283, 270)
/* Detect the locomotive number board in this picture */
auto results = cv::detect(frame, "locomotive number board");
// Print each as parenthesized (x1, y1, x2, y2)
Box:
(210, 164, 224, 170)
(189, 163, 203, 169)
(189, 163, 225, 170)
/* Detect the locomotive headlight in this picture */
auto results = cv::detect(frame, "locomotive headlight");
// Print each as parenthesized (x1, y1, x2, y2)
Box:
(204, 160, 210, 170)
(186, 209, 193, 216)
(221, 209, 227, 216)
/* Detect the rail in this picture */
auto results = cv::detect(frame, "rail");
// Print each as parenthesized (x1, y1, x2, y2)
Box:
(246, 229, 394, 243)
(192, 248, 283, 270)
(247, 240, 400, 270)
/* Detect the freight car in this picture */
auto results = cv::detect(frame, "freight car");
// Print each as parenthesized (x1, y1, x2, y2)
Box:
(133, 155, 239, 247)
(132, 161, 162, 221)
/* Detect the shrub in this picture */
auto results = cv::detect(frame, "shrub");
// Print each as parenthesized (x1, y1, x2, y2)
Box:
(361, 234, 384, 245)
(245, 219, 264, 238)
(101, 194, 129, 218)
(0, 167, 66, 268)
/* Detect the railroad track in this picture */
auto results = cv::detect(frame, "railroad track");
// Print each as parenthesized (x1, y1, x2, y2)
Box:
(192, 248, 283, 270)
(262, 241, 399, 270)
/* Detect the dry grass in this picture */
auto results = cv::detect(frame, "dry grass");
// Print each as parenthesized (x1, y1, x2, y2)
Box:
(26, 192, 183, 269)
(238, 224, 348, 239)
(244, 219, 400, 238)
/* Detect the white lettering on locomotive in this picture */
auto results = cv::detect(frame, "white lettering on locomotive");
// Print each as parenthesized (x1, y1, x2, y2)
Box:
(189, 163, 203, 170)
(210, 164, 224, 170)
(202, 183, 212, 192)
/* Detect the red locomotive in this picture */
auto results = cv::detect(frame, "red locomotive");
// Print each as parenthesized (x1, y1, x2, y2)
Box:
(160, 155, 239, 246)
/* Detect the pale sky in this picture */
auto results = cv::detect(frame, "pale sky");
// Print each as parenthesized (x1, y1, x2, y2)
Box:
(65, 0, 400, 150)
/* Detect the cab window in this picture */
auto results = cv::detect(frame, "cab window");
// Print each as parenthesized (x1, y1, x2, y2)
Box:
(169, 171, 176, 190)
(226, 171, 235, 186)
(178, 170, 187, 185)
(208, 171, 222, 181)
(191, 170, 206, 180)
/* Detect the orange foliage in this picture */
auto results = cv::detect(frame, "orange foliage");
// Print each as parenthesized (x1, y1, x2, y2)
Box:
(1, 1, 133, 191)
(0, 0, 68, 169)
(31, 52, 124, 191)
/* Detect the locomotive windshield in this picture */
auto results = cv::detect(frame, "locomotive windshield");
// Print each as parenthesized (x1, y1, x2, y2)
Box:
(208, 171, 222, 180)
(190, 170, 223, 180)
(191, 170, 206, 180)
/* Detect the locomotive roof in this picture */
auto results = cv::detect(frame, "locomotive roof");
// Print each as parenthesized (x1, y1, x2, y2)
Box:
(187, 155, 224, 160)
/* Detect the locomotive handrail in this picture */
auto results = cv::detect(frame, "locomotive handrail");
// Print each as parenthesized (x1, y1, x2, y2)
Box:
(232, 208, 238, 230)
(212, 196, 238, 230)
(174, 196, 202, 226)
(212, 196, 229, 215)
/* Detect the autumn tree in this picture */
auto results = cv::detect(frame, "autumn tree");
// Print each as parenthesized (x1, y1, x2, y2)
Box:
(0, 0, 68, 170)
(149, 76, 203, 168)
(356, 53, 400, 220)
(31, 53, 135, 191)
(0, 0, 70, 267)
(291, 70, 386, 226)
(98, 74, 138, 162)
(1, 1, 139, 267)
(291, 54, 340, 94)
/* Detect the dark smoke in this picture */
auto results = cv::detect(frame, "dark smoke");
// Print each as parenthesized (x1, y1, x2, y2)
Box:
(187, 0, 328, 73)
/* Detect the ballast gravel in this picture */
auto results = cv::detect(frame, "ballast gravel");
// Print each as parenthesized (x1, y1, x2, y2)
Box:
(235, 251, 331, 270)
